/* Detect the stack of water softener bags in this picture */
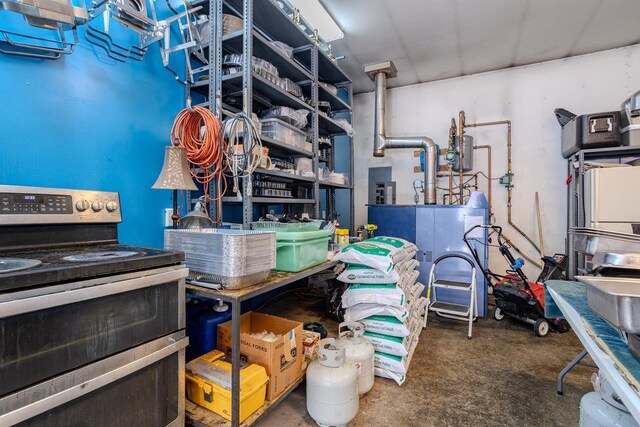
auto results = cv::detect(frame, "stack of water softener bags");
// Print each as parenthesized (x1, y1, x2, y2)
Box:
(335, 236, 428, 385)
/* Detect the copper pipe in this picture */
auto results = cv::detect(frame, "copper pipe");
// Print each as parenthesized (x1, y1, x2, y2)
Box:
(458, 111, 465, 204)
(448, 118, 457, 204)
(465, 120, 512, 173)
(473, 144, 492, 216)
(436, 172, 478, 178)
(464, 120, 542, 255)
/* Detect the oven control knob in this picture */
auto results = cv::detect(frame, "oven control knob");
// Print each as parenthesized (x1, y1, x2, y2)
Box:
(76, 200, 90, 212)
(106, 201, 118, 212)
(92, 201, 105, 212)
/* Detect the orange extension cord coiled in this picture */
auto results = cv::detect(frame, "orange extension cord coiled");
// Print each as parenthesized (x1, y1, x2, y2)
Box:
(170, 106, 226, 224)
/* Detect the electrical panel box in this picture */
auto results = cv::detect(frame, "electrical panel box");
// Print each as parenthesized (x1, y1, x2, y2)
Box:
(368, 166, 392, 205)
(374, 182, 396, 204)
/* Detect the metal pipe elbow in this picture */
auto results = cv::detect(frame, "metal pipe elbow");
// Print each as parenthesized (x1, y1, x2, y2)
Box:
(373, 135, 387, 157)
(419, 137, 436, 151)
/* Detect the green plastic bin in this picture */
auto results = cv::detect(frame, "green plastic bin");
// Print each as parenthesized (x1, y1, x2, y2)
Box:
(274, 229, 331, 272)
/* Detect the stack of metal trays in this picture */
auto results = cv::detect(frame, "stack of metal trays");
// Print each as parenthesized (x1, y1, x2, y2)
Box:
(570, 228, 640, 273)
(164, 229, 276, 289)
(590, 252, 640, 277)
(578, 275, 640, 361)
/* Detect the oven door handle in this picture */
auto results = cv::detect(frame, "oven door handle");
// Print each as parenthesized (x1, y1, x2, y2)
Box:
(0, 268, 188, 318)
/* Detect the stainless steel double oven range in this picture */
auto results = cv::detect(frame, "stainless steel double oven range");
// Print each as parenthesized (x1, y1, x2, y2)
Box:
(0, 185, 188, 426)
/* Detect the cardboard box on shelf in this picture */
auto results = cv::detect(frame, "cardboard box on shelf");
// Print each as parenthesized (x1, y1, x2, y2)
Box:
(302, 330, 321, 360)
(217, 312, 304, 401)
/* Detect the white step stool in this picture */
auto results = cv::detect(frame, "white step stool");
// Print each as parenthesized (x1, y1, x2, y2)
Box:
(427, 254, 477, 339)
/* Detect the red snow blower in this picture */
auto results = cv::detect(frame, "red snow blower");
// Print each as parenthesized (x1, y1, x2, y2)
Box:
(464, 225, 570, 337)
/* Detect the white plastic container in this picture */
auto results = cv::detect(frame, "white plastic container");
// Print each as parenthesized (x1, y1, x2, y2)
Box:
(306, 338, 359, 427)
(336, 322, 375, 396)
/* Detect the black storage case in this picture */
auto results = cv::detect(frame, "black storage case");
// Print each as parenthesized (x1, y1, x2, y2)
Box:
(555, 108, 621, 158)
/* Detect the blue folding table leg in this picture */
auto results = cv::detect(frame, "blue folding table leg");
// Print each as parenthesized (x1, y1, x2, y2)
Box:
(557, 349, 597, 395)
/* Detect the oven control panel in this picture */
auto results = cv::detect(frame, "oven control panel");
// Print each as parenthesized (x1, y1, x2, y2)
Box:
(0, 186, 122, 224)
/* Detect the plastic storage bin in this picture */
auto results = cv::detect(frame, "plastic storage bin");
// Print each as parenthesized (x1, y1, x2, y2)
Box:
(261, 118, 307, 149)
(274, 229, 331, 272)
(251, 220, 323, 232)
(185, 350, 268, 423)
(186, 298, 232, 362)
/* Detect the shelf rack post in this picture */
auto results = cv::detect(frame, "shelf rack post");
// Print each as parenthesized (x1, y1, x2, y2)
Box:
(241, 0, 254, 229)
(184, 78, 193, 216)
(312, 43, 320, 218)
(210, 0, 222, 119)
(207, 0, 224, 223)
(328, 144, 335, 220)
(348, 83, 355, 235)
(324, 143, 332, 219)
(230, 290, 242, 427)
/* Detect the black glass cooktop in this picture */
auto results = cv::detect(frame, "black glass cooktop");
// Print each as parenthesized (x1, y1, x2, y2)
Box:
(0, 244, 184, 292)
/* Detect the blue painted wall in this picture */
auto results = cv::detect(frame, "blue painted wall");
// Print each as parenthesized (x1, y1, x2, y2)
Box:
(0, 13, 184, 248)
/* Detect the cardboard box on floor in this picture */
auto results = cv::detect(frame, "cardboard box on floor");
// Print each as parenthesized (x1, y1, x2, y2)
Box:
(217, 312, 303, 401)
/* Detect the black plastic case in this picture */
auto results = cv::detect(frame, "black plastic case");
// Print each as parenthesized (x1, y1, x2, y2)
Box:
(555, 109, 621, 158)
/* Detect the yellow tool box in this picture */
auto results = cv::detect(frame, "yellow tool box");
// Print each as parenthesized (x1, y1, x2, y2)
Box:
(185, 350, 269, 423)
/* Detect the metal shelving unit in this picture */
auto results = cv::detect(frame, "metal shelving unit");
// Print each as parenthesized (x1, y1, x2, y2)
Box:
(185, 0, 353, 229)
(180, 3, 354, 426)
(566, 145, 640, 278)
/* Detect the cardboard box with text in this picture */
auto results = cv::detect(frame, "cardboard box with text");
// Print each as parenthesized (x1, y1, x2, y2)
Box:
(217, 312, 303, 401)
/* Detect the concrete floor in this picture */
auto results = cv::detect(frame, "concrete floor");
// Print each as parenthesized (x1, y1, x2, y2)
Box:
(258, 296, 594, 427)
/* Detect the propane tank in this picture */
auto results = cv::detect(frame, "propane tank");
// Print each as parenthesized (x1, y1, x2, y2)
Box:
(306, 338, 359, 427)
(336, 322, 375, 395)
(580, 374, 639, 427)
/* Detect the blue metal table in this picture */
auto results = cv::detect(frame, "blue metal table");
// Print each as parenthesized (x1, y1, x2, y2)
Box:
(546, 280, 640, 422)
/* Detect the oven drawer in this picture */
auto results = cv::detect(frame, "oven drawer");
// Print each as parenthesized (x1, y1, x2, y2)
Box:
(0, 332, 188, 426)
(0, 267, 187, 397)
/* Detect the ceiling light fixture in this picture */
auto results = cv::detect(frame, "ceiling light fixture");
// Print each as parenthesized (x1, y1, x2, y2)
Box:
(287, 0, 343, 42)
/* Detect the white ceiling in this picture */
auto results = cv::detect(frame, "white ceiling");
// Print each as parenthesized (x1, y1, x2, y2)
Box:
(322, 0, 640, 93)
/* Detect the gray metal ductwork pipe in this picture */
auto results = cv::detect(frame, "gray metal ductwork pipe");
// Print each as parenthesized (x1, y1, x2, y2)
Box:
(368, 62, 437, 204)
